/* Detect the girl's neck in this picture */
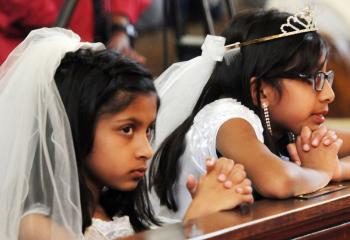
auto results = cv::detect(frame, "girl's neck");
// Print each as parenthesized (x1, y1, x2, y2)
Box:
(85, 175, 111, 221)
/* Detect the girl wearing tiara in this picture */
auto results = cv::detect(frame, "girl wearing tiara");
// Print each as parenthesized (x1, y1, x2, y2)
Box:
(0, 28, 253, 240)
(149, 8, 350, 220)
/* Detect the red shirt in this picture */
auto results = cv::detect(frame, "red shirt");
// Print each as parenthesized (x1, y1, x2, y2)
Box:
(109, 0, 150, 24)
(0, 0, 150, 64)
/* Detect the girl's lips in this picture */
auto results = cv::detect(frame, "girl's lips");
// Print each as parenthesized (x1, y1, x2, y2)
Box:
(311, 114, 326, 124)
(130, 168, 147, 178)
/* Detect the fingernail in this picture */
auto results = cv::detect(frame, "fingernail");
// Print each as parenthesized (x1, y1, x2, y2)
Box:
(312, 139, 318, 146)
(303, 144, 310, 151)
(224, 181, 233, 189)
(218, 173, 226, 182)
(235, 187, 243, 194)
(206, 157, 215, 165)
(324, 139, 330, 145)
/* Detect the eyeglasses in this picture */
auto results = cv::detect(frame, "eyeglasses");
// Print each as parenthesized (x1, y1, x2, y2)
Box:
(270, 70, 334, 92)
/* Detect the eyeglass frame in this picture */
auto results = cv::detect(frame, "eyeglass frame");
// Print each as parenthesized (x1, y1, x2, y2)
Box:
(264, 70, 335, 92)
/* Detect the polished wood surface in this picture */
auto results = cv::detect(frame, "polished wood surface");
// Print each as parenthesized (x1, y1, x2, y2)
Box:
(122, 182, 350, 240)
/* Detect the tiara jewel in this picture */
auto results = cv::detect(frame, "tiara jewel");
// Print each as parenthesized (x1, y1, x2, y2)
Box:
(280, 7, 317, 34)
(224, 7, 318, 52)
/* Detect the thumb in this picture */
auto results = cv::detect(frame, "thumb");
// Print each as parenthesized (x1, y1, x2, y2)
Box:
(334, 138, 343, 152)
(287, 143, 301, 166)
(186, 175, 198, 198)
(205, 157, 216, 174)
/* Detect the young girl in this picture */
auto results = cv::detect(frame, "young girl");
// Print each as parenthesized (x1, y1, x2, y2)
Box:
(0, 28, 253, 240)
(149, 8, 350, 220)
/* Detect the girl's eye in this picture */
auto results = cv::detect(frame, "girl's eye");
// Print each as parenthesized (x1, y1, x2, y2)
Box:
(146, 127, 154, 141)
(121, 126, 133, 135)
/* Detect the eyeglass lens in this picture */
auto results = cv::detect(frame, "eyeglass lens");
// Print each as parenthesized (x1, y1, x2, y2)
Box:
(314, 71, 334, 91)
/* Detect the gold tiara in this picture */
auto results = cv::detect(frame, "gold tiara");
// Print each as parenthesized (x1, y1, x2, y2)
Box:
(225, 7, 318, 51)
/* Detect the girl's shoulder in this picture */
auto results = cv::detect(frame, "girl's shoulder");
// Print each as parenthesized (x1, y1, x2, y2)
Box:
(193, 98, 264, 142)
(196, 98, 252, 115)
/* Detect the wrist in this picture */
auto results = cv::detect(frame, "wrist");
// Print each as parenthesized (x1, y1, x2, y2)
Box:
(111, 23, 136, 38)
(184, 198, 216, 221)
(332, 162, 344, 182)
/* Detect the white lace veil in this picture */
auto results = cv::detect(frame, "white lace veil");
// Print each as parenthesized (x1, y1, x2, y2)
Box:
(154, 35, 226, 149)
(0, 28, 104, 240)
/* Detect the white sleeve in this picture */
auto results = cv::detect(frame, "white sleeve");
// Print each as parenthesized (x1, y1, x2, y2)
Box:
(186, 98, 264, 174)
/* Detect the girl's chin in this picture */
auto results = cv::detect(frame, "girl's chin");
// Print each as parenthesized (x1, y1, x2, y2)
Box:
(113, 180, 140, 191)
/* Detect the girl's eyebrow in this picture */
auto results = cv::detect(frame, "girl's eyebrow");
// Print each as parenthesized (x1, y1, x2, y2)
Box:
(114, 117, 141, 125)
(114, 117, 156, 126)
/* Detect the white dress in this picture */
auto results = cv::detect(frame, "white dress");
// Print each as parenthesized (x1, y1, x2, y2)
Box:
(84, 216, 134, 240)
(151, 98, 264, 220)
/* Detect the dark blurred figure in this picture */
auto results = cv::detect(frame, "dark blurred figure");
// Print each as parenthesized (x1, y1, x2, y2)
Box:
(0, 0, 150, 64)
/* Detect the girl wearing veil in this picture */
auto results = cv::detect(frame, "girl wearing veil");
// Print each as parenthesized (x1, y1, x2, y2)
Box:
(0, 27, 253, 240)
(149, 8, 350, 220)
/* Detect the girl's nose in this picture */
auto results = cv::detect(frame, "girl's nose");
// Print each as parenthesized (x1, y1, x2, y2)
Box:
(319, 80, 335, 103)
(136, 136, 154, 161)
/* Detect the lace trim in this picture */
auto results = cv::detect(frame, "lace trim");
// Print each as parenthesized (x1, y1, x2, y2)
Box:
(85, 216, 134, 240)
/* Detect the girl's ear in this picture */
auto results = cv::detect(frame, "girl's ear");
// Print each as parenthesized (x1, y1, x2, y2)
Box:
(250, 77, 275, 106)
(250, 77, 260, 106)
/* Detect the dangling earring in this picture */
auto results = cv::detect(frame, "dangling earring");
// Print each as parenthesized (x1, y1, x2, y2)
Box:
(262, 102, 272, 135)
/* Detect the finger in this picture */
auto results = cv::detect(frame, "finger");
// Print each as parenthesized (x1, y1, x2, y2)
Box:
(235, 179, 252, 194)
(223, 180, 233, 189)
(205, 157, 216, 175)
(241, 194, 254, 204)
(236, 185, 253, 195)
(333, 138, 343, 151)
(186, 175, 198, 198)
(300, 126, 312, 151)
(310, 125, 328, 147)
(226, 164, 246, 185)
(216, 158, 235, 182)
(295, 136, 303, 154)
(287, 143, 301, 166)
(322, 130, 337, 146)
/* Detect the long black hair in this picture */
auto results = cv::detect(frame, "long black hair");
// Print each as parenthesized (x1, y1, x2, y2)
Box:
(149, 9, 328, 211)
(54, 49, 160, 232)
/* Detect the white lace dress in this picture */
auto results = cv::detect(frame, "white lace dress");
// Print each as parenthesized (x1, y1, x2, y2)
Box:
(150, 98, 264, 220)
(84, 216, 134, 240)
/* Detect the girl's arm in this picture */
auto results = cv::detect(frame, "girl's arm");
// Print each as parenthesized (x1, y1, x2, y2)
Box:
(311, 128, 350, 181)
(19, 214, 76, 240)
(329, 129, 350, 181)
(334, 129, 350, 157)
(216, 118, 340, 199)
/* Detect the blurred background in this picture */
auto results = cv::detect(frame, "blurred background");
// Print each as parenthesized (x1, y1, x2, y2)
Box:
(1, 0, 350, 117)
(137, 0, 350, 118)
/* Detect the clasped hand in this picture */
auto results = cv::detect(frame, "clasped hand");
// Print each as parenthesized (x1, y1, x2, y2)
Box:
(287, 125, 343, 180)
(184, 157, 253, 220)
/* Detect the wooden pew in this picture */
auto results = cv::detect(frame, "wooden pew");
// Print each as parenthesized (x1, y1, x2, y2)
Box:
(122, 181, 350, 240)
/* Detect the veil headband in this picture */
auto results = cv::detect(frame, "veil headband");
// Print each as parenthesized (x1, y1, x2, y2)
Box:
(0, 28, 104, 240)
(154, 35, 225, 148)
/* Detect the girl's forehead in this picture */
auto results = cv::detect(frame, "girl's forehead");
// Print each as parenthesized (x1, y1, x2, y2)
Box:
(103, 93, 157, 122)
